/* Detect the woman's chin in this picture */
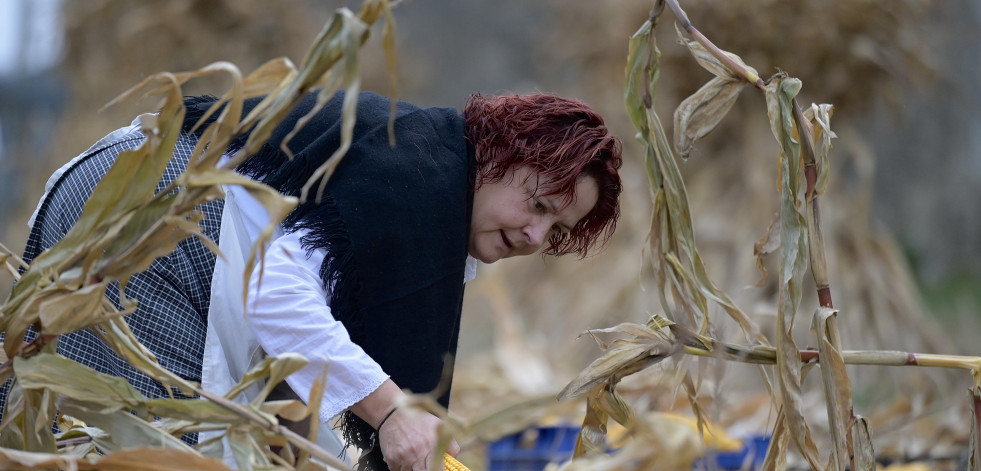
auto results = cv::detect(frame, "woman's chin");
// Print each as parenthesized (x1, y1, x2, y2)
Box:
(470, 246, 501, 264)
(477, 254, 499, 264)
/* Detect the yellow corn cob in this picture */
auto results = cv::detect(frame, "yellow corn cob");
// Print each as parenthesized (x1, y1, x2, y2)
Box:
(443, 453, 470, 471)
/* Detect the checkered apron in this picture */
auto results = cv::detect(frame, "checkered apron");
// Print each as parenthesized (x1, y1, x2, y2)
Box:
(1, 127, 224, 413)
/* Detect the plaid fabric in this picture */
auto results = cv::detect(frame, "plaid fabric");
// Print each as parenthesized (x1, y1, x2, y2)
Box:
(1, 127, 224, 412)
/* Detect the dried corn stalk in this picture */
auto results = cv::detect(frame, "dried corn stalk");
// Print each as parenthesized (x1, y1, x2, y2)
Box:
(563, 1, 981, 470)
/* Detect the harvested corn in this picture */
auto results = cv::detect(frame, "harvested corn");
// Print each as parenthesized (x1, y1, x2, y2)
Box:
(444, 453, 469, 471)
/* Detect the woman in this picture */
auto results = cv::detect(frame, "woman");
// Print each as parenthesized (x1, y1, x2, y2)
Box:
(9, 90, 622, 470)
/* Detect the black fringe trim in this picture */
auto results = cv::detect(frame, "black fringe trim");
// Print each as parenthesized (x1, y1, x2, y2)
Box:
(342, 411, 387, 470)
(181, 95, 254, 154)
(181, 95, 219, 131)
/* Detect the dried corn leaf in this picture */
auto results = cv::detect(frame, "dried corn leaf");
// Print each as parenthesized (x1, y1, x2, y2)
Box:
(565, 410, 707, 471)
(240, 57, 298, 100)
(683, 189, 758, 337)
(753, 213, 781, 286)
(574, 384, 610, 459)
(54, 423, 103, 457)
(971, 390, 981, 471)
(221, 352, 309, 404)
(561, 441, 650, 470)
(813, 307, 851, 471)
(227, 424, 267, 471)
(144, 398, 246, 425)
(70, 109, 180, 251)
(59, 400, 194, 454)
(670, 17, 758, 161)
(796, 105, 834, 290)
(257, 400, 308, 423)
(0, 447, 74, 470)
(15, 353, 146, 412)
(5, 288, 71, 362)
(80, 91, 186, 269)
(94, 195, 184, 279)
(0, 382, 27, 450)
(760, 411, 789, 471)
(624, 19, 658, 144)
(36, 281, 111, 336)
(800, 103, 836, 196)
(370, 0, 399, 145)
(675, 23, 759, 82)
(299, 44, 365, 203)
(238, 8, 370, 204)
(175, 63, 246, 159)
(674, 76, 745, 159)
(765, 75, 822, 469)
(96, 316, 192, 397)
(642, 412, 706, 469)
(93, 447, 232, 471)
(558, 337, 675, 400)
(294, 368, 328, 469)
(181, 169, 297, 310)
(23, 388, 56, 453)
(596, 386, 633, 428)
(0, 242, 27, 281)
(668, 251, 765, 342)
(17, 341, 280, 453)
(851, 415, 874, 471)
(582, 322, 667, 342)
(681, 370, 724, 452)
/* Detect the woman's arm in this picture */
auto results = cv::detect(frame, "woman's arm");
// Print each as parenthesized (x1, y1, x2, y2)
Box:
(246, 230, 389, 421)
(246, 230, 457, 469)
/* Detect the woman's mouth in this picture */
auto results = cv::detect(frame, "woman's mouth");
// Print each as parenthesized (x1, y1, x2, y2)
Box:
(500, 230, 513, 250)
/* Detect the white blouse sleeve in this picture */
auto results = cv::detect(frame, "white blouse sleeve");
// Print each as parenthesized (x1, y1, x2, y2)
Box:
(246, 230, 389, 423)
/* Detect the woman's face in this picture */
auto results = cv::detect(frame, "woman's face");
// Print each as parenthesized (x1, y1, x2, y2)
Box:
(469, 166, 599, 264)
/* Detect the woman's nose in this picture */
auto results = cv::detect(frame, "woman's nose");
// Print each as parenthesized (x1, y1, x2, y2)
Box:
(524, 219, 551, 249)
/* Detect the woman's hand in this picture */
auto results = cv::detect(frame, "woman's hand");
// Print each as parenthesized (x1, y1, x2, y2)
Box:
(377, 408, 460, 471)
(349, 379, 459, 470)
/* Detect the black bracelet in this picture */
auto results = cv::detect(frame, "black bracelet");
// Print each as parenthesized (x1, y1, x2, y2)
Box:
(376, 407, 398, 432)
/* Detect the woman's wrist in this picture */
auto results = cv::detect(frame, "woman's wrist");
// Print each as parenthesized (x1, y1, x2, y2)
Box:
(376, 407, 398, 431)
(349, 379, 403, 430)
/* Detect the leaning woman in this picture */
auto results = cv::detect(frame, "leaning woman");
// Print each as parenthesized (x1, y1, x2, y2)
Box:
(8, 90, 622, 470)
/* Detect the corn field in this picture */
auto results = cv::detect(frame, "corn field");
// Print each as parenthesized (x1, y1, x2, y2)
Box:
(0, 1, 978, 470)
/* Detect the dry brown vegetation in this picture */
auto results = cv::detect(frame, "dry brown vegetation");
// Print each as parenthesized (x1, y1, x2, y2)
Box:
(0, 1, 977, 470)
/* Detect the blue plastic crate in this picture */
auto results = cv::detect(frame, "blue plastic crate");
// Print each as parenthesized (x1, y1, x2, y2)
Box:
(698, 435, 771, 471)
(488, 426, 580, 471)
(490, 426, 770, 471)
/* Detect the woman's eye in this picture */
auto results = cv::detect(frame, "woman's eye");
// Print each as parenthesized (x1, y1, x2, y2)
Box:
(534, 200, 546, 212)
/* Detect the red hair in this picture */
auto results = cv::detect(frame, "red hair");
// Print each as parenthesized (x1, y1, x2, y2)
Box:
(464, 93, 623, 257)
